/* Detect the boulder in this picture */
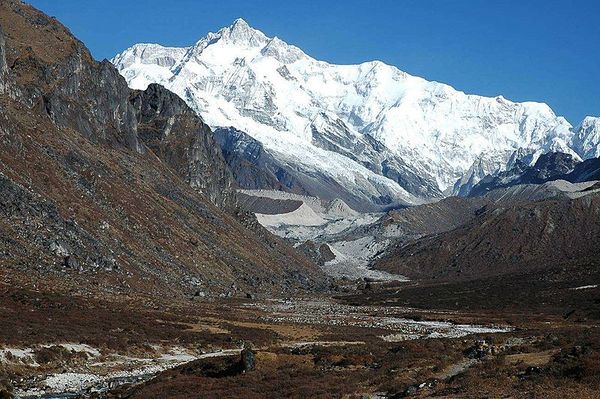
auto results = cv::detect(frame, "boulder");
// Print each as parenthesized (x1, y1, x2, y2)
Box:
(241, 346, 255, 372)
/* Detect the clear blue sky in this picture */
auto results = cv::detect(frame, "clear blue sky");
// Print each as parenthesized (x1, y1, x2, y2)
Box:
(28, 0, 599, 124)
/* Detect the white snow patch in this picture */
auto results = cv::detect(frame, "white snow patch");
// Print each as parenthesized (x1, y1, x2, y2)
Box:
(570, 284, 598, 290)
(15, 347, 241, 398)
(44, 373, 103, 393)
(0, 348, 38, 366)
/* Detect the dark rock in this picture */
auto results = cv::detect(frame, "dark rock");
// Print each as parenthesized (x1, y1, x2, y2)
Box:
(469, 152, 583, 196)
(237, 193, 302, 215)
(49, 240, 70, 257)
(296, 241, 337, 266)
(565, 157, 600, 182)
(63, 256, 79, 269)
(403, 384, 418, 396)
(214, 126, 309, 196)
(318, 244, 336, 263)
(130, 84, 237, 210)
(524, 366, 542, 376)
(464, 339, 493, 359)
(241, 346, 255, 372)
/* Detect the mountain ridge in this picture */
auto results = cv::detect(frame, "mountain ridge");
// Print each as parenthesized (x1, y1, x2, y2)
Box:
(112, 18, 599, 209)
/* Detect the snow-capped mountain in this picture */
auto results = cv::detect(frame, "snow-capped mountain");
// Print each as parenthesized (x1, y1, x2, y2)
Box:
(572, 117, 600, 159)
(112, 18, 598, 209)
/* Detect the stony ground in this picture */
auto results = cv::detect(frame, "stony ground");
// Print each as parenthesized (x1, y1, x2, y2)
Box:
(1, 280, 598, 399)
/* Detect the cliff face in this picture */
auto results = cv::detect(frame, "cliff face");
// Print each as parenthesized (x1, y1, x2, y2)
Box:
(130, 84, 237, 210)
(214, 127, 310, 195)
(2, 0, 236, 209)
(0, 0, 324, 297)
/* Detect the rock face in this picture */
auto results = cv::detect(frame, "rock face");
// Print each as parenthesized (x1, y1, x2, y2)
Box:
(214, 127, 309, 196)
(112, 18, 599, 209)
(130, 84, 237, 210)
(566, 157, 600, 182)
(297, 241, 336, 266)
(469, 152, 600, 196)
(469, 152, 581, 196)
(0, 0, 324, 296)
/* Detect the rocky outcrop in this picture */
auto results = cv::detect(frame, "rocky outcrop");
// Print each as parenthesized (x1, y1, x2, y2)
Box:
(5, 11, 144, 152)
(2, 0, 234, 210)
(563, 157, 600, 183)
(130, 84, 236, 209)
(297, 241, 336, 266)
(469, 152, 581, 196)
(214, 127, 310, 195)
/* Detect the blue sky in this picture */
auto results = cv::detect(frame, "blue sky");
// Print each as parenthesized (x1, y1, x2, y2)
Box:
(28, 0, 599, 124)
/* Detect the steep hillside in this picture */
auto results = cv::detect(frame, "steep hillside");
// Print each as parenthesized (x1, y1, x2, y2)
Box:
(376, 190, 600, 281)
(0, 0, 324, 297)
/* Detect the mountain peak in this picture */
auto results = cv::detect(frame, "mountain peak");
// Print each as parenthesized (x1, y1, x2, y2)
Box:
(113, 20, 599, 207)
(573, 116, 600, 159)
(231, 17, 251, 30)
(580, 116, 600, 126)
(218, 17, 267, 46)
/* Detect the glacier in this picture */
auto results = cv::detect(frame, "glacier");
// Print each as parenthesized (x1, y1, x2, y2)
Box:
(112, 18, 599, 210)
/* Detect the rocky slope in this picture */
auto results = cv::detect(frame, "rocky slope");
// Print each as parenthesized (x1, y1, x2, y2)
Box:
(470, 152, 600, 196)
(376, 186, 600, 281)
(214, 127, 313, 196)
(0, 0, 324, 297)
(112, 19, 599, 209)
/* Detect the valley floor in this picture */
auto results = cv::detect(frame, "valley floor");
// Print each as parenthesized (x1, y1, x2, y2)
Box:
(1, 275, 599, 399)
